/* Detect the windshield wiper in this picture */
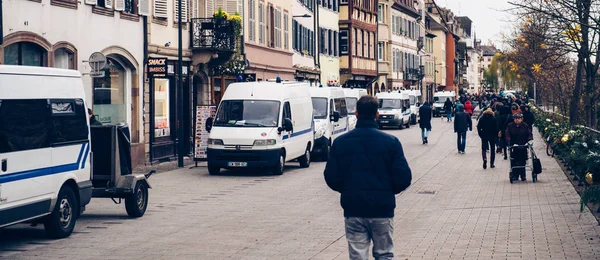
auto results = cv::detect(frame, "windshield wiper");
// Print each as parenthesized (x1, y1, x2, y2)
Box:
(242, 122, 268, 127)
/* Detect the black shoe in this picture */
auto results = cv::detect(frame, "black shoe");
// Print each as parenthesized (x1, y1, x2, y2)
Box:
(504, 155, 508, 160)
(425, 137, 428, 144)
(483, 161, 487, 169)
(491, 164, 495, 168)
(423, 140, 426, 144)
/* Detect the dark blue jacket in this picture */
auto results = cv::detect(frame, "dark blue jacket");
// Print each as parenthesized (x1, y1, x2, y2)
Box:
(324, 120, 412, 218)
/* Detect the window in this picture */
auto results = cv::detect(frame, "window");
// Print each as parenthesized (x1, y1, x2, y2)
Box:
(50, 99, 89, 145)
(353, 28, 357, 56)
(340, 0, 347, 4)
(259, 2, 265, 44)
(0, 99, 51, 153)
(367, 32, 371, 58)
(93, 58, 126, 124)
(173, 0, 188, 23)
(360, 30, 364, 57)
(123, 0, 136, 14)
(249, 0, 256, 42)
(283, 12, 289, 50)
(340, 29, 349, 55)
(154, 78, 170, 138)
(283, 102, 291, 121)
(378, 42, 383, 61)
(54, 48, 75, 69)
(334, 98, 348, 117)
(320, 28, 325, 54)
(328, 29, 333, 56)
(214, 100, 281, 127)
(333, 31, 338, 56)
(391, 15, 396, 33)
(293, 20, 298, 50)
(378, 4, 382, 22)
(4, 42, 46, 67)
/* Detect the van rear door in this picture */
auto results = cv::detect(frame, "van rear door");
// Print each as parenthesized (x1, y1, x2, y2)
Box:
(0, 99, 54, 225)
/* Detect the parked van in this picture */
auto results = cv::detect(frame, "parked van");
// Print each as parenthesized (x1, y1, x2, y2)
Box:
(310, 87, 349, 160)
(0, 65, 93, 238)
(403, 90, 422, 124)
(343, 88, 368, 131)
(206, 81, 314, 175)
(376, 92, 411, 129)
(432, 91, 456, 117)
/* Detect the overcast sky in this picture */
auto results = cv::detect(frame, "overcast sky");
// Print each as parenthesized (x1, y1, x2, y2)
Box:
(438, 0, 516, 48)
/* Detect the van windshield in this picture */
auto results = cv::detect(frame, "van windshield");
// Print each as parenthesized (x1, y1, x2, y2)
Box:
(214, 100, 280, 127)
(312, 98, 328, 119)
(346, 97, 358, 114)
(434, 97, 450, 103)
(379, 99, 402, 110)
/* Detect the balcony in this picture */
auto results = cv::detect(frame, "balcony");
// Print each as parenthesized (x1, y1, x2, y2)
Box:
(404, 68, 419, 81)
(190, 18, 236, 66)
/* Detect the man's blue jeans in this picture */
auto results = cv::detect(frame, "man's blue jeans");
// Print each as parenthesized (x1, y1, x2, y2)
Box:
(421, 128, 430, 141)
(345, 217, 394, 260)
(457, 132, 467, 152)
(445, 110, 452, 121)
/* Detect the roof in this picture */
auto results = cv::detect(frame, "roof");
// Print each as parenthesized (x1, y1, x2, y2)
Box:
(0, 65, 81, 78)
(480, 45, 498, 56)
(222, 82, 311, 101)
(309, 86, 345, 98)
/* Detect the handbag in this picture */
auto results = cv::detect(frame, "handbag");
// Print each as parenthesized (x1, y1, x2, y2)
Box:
(533, 154, 542, 174)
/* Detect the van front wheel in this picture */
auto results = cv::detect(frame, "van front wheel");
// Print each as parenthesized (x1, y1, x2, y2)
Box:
(298, 146, 311, 168)
(44, 185, 78, 239)
(272, 152, 285, 175)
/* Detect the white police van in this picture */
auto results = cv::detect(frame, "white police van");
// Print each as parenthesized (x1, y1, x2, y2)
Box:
(309, 86, 349, 160)
(432, 91, 456, 117)
(403, 90, 422, 124)
(343, 88, 368, 131)
(206, 80, 314, 175)
(0, 65, 92, 238)
(376, 92, 411, 129)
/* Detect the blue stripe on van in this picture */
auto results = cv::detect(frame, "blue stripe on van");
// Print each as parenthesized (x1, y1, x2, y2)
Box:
(0, 143, 87, 184)
(80, 143, 90, 169)
(282, 128, 313, 140)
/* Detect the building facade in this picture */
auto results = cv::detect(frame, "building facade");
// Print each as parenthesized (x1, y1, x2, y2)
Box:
(426, 2, 447, 92)
(339, 0, 377, 94)
(318, 0, 341, 87)
(2, 0, 147, 165)
(292, 0, 319, 84)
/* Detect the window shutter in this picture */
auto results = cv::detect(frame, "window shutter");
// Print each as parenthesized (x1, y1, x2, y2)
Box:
(85, 0, 97, 5)
(190, 0, 197, 18)
(138, 0, 150, 15)
(115, 0, 125, 11)
(105, 0, 113, 9)
(154, 0, 168, 18)
(206, 0, 215, 17)
(174, 0, 189, 22)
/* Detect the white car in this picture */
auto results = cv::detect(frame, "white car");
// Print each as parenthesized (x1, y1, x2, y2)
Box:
(0, 65, 93, 238)
(207, 81, 314, 175)
(343, 88, 368, 131)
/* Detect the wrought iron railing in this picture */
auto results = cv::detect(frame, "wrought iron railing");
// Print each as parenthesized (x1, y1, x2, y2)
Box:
(190, 18, 235, 51)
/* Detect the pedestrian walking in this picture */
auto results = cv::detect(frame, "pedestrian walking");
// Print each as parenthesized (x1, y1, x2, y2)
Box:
(419, 101, 432, 144)
(477, 108, 498, 169)
(497, 106, 511, 160)
(464, 100, 474, 116)
(443, 98, 453, 122)
(505, 114, 533, 181)
(454, 104, 472, 154)
(324, 95, 412, 260)
(522, 105, 535, 132)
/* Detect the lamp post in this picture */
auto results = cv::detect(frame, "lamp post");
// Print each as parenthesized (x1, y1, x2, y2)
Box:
(177, 0, 183, 167)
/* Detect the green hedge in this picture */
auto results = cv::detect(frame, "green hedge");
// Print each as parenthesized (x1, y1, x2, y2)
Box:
(530, 104, 600, 211)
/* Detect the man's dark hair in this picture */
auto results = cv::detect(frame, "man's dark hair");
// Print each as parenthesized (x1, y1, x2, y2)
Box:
(88, 108, 93, 116)
(356, 96, 379, 120)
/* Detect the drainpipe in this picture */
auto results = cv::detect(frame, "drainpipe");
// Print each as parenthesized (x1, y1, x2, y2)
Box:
(314, 2, 320, 84)
(242, 0, 247, 77)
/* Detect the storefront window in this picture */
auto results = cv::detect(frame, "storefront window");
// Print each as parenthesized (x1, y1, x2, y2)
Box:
(154, 78, 170, 138)
(93, 58, 126, 124)
(4, 42, 45, 66)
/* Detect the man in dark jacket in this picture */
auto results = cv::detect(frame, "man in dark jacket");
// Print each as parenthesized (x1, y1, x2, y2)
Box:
(454, 104, 472, 154)
(496, 106, 511, 159)
(419, 101, 432, 144)
(522, 105, 535, 132)
(477, 108, 498, 169)
(443, 98, 453, 122)
(324, 96, 412, 260)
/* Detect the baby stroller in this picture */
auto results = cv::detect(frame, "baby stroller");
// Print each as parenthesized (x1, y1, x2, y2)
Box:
(508, 142, 540, 183)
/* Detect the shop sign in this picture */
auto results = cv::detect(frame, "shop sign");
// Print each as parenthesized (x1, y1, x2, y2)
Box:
(194, 105, 217, 160)
(148, 57, 168, 77)
(89, 52, 107, 78)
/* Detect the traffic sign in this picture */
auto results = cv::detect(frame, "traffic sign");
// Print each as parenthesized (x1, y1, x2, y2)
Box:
(89, 52, 107, 78)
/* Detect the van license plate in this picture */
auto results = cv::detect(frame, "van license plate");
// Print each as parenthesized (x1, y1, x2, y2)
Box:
(228, 162, 247, 167)
(380, 121, 389, 123)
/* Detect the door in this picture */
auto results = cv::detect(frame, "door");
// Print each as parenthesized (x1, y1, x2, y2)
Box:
(281, 101, 297, 159)
(0, 99, 53, 224)
(332, 98, 349, 140)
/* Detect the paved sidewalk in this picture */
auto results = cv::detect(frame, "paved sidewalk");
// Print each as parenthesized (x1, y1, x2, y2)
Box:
(1, 119, 599, 259)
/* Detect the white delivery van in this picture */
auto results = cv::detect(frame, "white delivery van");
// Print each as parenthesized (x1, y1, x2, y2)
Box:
(310, 87, 349, 160)
(0, 65, 93, 238)
(403, 90, 422, 125)
(432, 91, 456, 117)
(343, 88, 368, 131)
(206, 81, 314, 175)
(376, 92, 411, 129)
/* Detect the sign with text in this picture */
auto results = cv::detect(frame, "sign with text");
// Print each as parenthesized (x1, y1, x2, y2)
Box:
(194, 105, 217, 160)
(147, 57, 168, 77)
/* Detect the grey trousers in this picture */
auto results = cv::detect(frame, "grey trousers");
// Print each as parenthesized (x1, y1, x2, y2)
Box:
(344, 217, 394, 260)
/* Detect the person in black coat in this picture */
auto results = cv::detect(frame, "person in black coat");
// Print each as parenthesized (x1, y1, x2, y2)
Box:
(496, 106, 511, 160)
(324, 96, 412, 260)
(454, 104, 472, 154)
(522, 105, 535, 132)
(477, 108, 498, 169)
(443, 98, 453, 122)
(419, 101, 432, 144)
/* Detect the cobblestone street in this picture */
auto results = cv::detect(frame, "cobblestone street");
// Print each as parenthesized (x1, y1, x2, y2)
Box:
(1, 119, 599, 259)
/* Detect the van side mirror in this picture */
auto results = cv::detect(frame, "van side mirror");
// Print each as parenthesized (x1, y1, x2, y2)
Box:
(279, 118, 293, 133)
(205, 117, 214, 133)
(330, 111, 340, 122)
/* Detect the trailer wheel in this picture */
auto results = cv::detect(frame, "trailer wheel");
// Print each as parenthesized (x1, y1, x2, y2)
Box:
(125, 182, 149, 218)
